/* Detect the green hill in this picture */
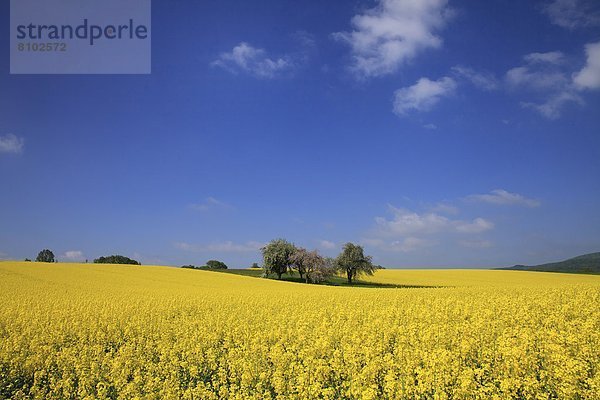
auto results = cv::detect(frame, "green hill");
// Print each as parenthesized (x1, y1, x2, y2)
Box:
(503, 252, 600, 274)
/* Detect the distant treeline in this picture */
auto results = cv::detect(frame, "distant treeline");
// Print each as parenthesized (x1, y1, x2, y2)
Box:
(94, 255, 141, 265)
(182, 260, 228, 270)
(29, 250, 141, 265)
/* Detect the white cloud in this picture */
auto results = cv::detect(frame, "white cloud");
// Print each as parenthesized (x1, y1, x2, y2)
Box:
(505, 51, 582, 119)
(333, 0, 452, 78)
(319, 240, 336, 249)
(506, 52, 569, 91)
(467, 189, 541, 207)
(373, 205, 493, 237)
(364, 205, 493, 253)
(0, 134, 24, 154)
(63, 250, 84, 261)
(374, 206, 450, 236)
(189, 197, 232, 212)
(506, 67, 569, 91)
(451, 65, 498, 91)
(542, 0, 600, 30)
(449, 54, 595, 119)
(573, 41, 600, 90)
(393, 76, 456, 115)
(524, 51, 565, 65)
(423, 123, 437, 130)
(506, 43, 600, 118)
(175, 241, 264, 253)
(212, 42, 296, 79)
(521, 91, 584, 119)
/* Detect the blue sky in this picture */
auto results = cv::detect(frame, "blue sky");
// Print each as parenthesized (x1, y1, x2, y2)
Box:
(1, 0, 599, 268)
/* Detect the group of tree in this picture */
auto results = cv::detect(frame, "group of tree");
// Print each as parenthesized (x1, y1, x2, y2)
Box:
(181, 260, 228, 270)
(28, 245, 377, 285)
(35, 249, 55, 263)
(30, 249, 140, 265)
(261, 239, 376, 284)
(94, 255, 140, 265)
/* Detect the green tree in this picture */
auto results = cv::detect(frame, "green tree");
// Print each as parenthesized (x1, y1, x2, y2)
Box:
(261, 239, 296, 279)
(250, 262, 260, 269)
(36, 249, 55, 263)
(205, 260, 228, 269)
(94, 255, 140, 265)
(335, 243, 375, 284)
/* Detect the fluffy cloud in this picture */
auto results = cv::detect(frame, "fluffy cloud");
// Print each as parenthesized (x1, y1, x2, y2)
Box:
(457, 45, 599, 119)
(542, 0, 600, 30)
(375, 206, 494, 236)
(573, 41, 600, 90)
(212, 42, 296, 79)
(333, 0, 452, 78)
(393, 76, 456, 115)
(374, 207, 449, 236)
(506, 52, 568, 91)
(505, 51, 582, 119)
(467, 189, 541, 207)
(175, 241, 264, 253)
(364, 205, 493, 253)
(0, 134, 24, 154)
(189, 197, 232, 212)
(507, 65, 570, 90)
(524, 51, 565, 65)
(521, 91, 584, 119)
(451, 65, 499, 91)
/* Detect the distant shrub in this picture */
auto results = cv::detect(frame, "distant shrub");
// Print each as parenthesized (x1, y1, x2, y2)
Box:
(181, 265, 196, 269)
(24, 258, 31, 262)
(250, 262, 260, 269)
(94, 255, 140, 265)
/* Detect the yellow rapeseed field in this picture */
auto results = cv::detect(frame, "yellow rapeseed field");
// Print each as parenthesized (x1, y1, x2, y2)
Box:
(1, 261, 599, 399)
